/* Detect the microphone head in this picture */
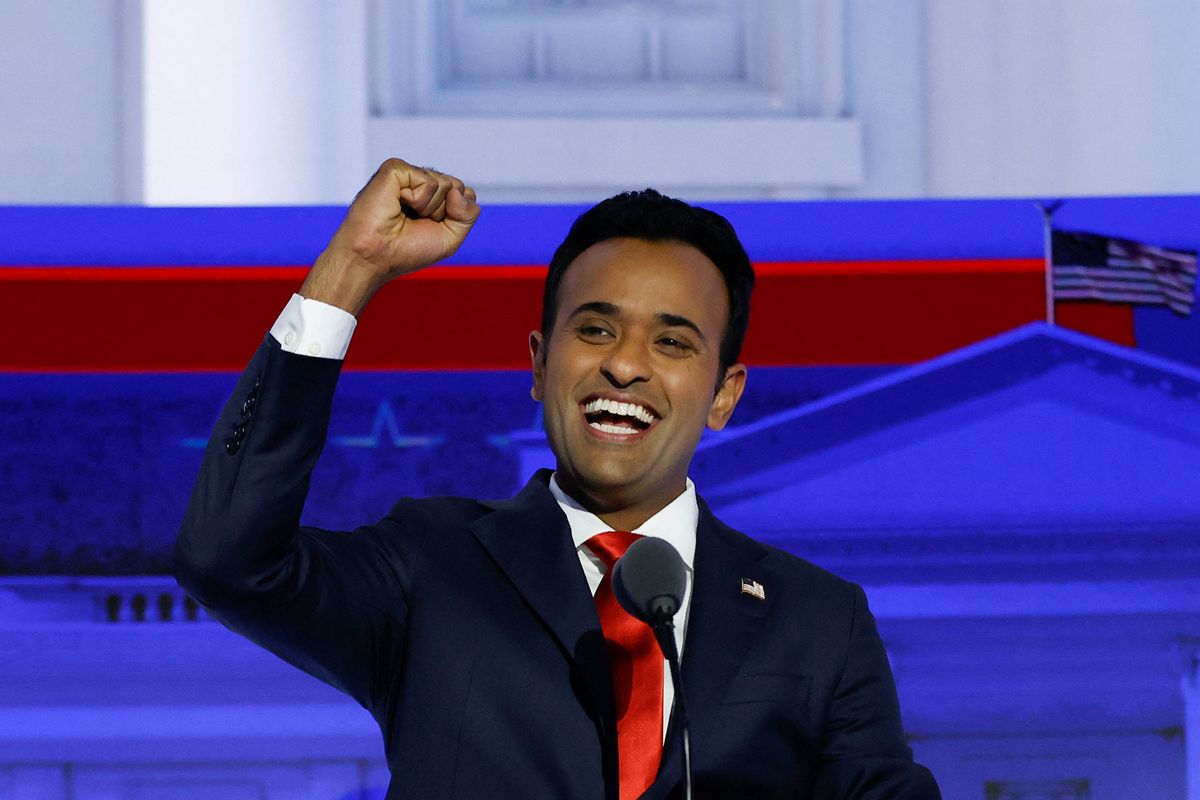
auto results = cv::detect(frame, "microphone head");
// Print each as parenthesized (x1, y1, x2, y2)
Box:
(612, 537, 686, 625)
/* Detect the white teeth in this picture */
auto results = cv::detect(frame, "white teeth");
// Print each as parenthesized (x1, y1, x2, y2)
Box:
(590, 422, 639, 435)
(582, 398, 656, 424)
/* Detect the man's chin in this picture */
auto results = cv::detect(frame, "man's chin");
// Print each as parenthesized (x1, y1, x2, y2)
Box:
(555, 466, 646, 506)
(559, 462, 687, 512)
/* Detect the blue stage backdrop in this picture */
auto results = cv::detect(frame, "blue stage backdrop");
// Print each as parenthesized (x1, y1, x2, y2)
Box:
(1, 196, 1197, 575)
(0, 365, 891, 575)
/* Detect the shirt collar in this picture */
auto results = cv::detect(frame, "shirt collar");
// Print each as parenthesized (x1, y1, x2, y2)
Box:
(549, 473, 697, 571)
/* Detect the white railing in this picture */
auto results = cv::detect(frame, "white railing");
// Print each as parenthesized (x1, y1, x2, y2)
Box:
(0, 577, 208, 624)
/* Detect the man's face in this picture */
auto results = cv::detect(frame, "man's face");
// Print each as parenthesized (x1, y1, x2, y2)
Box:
(529, 237, 746, 520)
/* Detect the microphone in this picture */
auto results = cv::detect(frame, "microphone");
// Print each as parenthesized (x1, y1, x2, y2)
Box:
(612, 537, 694, 800)
(612, 537, 686, 625)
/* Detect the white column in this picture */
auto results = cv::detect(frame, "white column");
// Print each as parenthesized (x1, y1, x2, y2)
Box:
(0, 1, 122, 203)
(923, 0, 1200, 197)
(131, 0, 369, 205)
(842, 0, 925, 198)
(1184, 648, 1200, 800)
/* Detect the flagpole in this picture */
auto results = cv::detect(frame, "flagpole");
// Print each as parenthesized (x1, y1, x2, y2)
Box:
(1037, 201, 1064, 325)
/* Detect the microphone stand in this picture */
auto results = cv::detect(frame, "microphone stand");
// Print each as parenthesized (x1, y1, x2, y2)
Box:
(651, 617, 692, 800)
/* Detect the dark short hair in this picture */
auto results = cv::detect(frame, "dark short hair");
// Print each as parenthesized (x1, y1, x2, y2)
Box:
(540, 189, 755, 379)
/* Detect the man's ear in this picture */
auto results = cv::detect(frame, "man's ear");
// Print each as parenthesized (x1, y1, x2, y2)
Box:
(707, 363, 746, 431)
(529, 330, 545, 401)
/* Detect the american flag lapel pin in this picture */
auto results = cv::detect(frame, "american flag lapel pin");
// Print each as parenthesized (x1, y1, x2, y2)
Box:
(740, 578, 766, 601)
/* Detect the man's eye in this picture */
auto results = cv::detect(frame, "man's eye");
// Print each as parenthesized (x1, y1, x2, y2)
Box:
(579, 325, 611, 338)
(659, 337, 689, 350)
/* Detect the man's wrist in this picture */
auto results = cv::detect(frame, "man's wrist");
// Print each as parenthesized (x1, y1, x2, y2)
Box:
(299, 248, 386, 317)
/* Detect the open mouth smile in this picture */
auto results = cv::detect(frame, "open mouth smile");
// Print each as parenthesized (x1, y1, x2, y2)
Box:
(580, 396, 659, 438)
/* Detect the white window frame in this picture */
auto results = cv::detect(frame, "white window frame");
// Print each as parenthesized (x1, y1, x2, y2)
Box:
(367, 0, 861, 200)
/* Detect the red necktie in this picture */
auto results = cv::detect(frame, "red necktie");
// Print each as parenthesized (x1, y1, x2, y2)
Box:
(586, 531, 664, 800)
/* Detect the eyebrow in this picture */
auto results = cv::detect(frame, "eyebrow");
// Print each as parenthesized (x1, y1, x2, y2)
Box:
(568, 301, 619, 318)
(567, 302, 708, 343)
(658, 312, 707, 342)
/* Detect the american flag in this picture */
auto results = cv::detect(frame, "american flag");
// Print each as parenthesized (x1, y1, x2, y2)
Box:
(1051, 229, 1197, 316)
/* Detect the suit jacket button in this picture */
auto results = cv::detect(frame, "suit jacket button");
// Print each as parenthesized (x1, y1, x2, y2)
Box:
(224, 438, 240, 455)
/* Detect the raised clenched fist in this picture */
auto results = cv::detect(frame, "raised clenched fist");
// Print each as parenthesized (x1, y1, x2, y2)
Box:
(300, 159, 481, 316)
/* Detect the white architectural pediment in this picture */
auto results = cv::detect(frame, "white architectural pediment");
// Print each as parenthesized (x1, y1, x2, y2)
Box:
(688, 323, 1200, 583)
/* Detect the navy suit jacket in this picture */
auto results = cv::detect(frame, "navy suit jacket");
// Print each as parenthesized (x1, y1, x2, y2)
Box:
(175, 337, 940, 799)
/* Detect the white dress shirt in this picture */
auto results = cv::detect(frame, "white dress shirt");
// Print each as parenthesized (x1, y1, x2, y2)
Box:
(270, 293, 697, 739)
(270, 293, 357, 360)
(549, 474, 696, 742)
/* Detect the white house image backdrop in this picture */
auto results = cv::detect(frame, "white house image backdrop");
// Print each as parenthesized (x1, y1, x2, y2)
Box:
(3, 2, 1200, 799)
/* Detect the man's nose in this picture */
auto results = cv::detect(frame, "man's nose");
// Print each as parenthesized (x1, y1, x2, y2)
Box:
(600, 336, 651, 388)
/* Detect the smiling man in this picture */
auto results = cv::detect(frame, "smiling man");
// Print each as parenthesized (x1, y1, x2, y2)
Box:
(532, 235, 746, 533)
(175, 159, 940, 799)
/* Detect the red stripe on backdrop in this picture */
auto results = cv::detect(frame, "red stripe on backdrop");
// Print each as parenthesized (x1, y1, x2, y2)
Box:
(1054, 301, 1135, 346)
(0, 259, 1131, 371)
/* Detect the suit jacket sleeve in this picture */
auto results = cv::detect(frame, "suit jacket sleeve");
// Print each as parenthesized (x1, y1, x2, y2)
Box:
(811, 584, 941, 800)
(173, 335, 409, 715)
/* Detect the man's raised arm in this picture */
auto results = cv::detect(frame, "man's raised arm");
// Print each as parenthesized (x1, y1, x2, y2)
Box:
(172, 159, 478, 709)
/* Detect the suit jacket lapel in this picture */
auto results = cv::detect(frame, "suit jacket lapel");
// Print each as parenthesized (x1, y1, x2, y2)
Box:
(643, 497, 775, 800)
(469, 470, 618, 741)
(471, 476, 772, 799)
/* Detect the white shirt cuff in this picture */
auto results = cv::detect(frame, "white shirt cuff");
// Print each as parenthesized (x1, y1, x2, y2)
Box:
(269, 294, 357, 360)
